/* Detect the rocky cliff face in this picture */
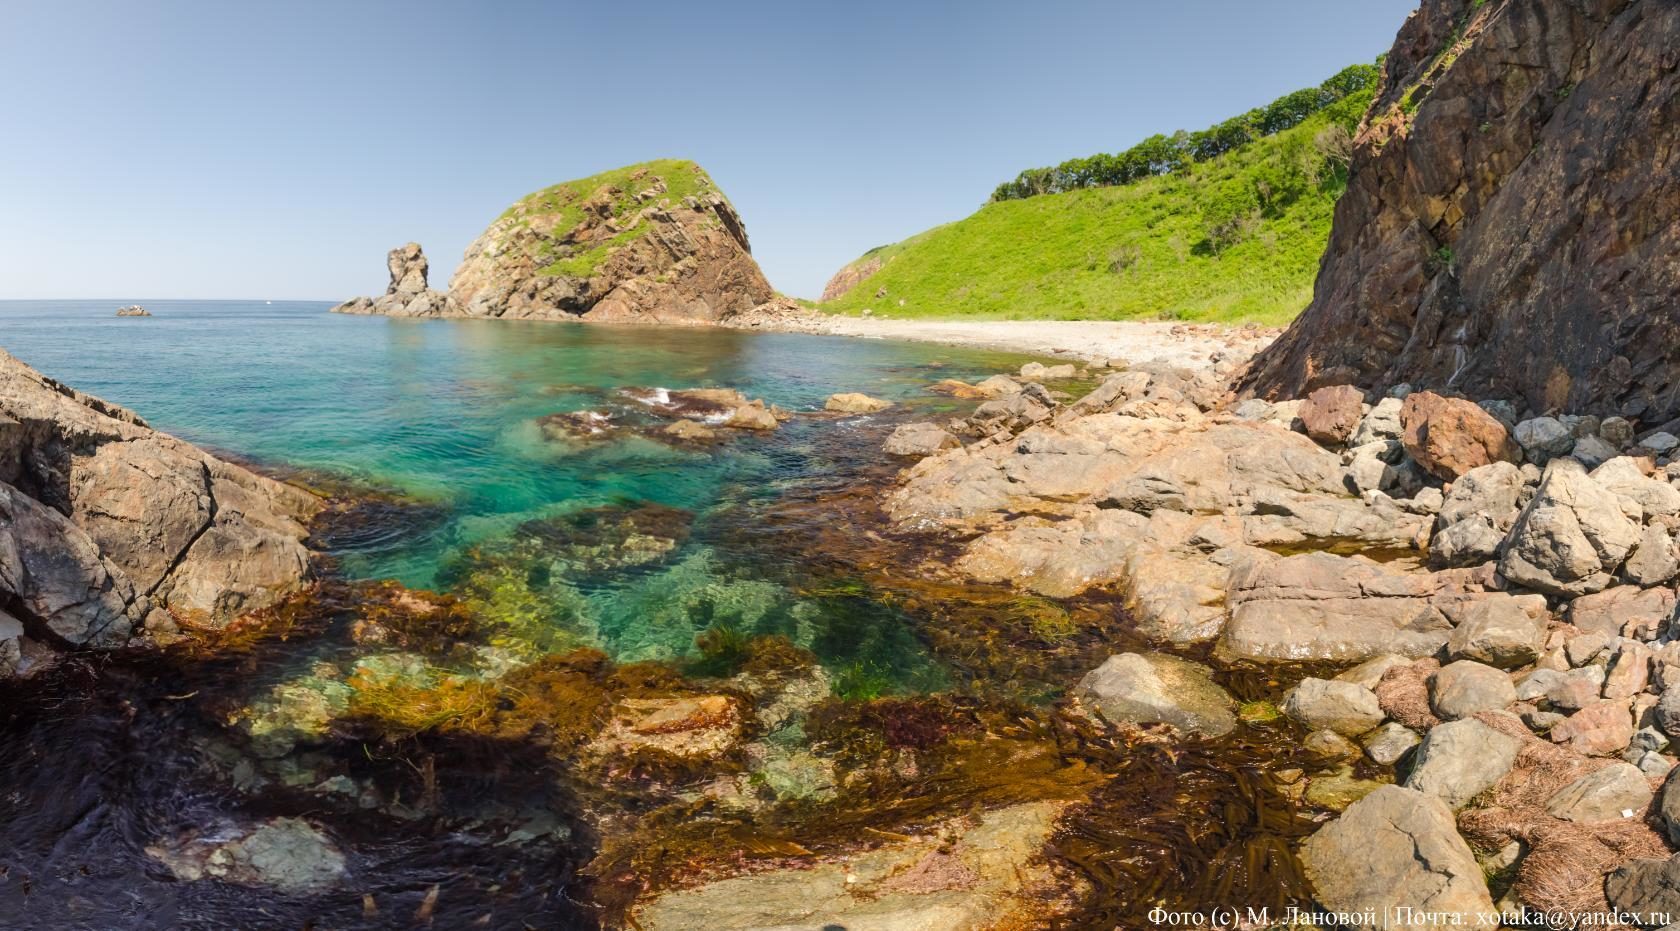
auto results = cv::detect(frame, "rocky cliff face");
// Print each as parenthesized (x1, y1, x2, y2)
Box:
(448, 159, 773, 323)
(0, 350, 319, 674)
(1241, 0, 1680, 421)
(336, 160, 775, 324)
(330, 242, 455, 317)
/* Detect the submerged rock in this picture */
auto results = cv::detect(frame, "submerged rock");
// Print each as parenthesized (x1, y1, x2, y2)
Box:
(824, 392, 893, 414)
(628, 801, 1082, 930)
(1070, 653, 1236, 738)
(146, 818, 348, 893)
(588, 695, 741, 759)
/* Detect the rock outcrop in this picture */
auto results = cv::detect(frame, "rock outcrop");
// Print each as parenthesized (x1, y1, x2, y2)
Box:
(818, 254, 884, 303)
(330, 242, 456, 317)
(331, 162, 774, 325)
(1241, 0, 1680, 421)
(0, 349, 319, 672)
(447, 159, 772, 323)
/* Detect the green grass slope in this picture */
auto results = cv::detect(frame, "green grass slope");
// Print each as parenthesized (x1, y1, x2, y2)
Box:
(825, 94, 1370, 325)
(496, 159, 727, 278)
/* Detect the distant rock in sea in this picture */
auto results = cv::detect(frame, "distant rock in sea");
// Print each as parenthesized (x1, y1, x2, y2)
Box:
(115, 305, 151, 317)
(330, 242, 456, 317)
(332, 159, 774, 325)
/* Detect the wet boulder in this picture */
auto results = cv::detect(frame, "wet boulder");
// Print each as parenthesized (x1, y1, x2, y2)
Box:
(823, 392, 892, 414)
(1070, 652, 1236, 738)
(1363, 722, 1421, 765)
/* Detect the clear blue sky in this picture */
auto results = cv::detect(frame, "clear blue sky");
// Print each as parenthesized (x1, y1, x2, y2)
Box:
(0, 0, 1416, 301)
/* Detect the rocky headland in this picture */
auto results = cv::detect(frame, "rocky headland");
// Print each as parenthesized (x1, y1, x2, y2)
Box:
(0, 348, 319, 674)
(1241, 0, 1680, 420)
(333, 159, 775, 325)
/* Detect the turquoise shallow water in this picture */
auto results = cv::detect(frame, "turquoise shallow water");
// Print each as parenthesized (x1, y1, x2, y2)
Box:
(0, 299, 1044, 685)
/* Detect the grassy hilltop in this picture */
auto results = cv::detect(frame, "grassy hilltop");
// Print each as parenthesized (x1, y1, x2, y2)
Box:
(823, 68, 1376, 325)
(497, 158, 727, 279)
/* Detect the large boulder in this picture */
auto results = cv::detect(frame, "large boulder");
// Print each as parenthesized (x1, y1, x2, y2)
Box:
(1398, 392, 1519, 481)
(1428, 660, 1516, 720)
(1239, 0, 1680, 423)
(824, 392, 893, 414)
(1593, 456, 1680, 519)
(1606, 854, 1680, 920)
(1544, 762, 1652, 823)
(1499, 460, 1641, 596)
(1281, 678, 1385, 737)
(1403, 718, 1520, 809)
(1218, 552, 1481, 663)
(1300, 786, 1495, 928)
(1567, 586, 1676, 639)
(1551, 700, 1636, 756)
(1299, 384, 1366, 445)
(1443, 594, 1547, 669)
(1070, 653, 1236, 738)
(0, 351, 318, 651)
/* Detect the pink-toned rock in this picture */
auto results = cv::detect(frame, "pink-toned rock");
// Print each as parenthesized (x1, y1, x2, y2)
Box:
(1603, 643, 1654, 700)
(1299, 385, 1366, 445)
(1400, 392, 1520, 481)
(1551, 700, 1635, 756)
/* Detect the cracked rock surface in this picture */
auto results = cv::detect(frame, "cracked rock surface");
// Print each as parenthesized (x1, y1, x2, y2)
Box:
(0, 349, 318, 672)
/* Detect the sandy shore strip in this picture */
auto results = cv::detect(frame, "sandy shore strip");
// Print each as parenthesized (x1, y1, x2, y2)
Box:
(727, 305, 1281, 373)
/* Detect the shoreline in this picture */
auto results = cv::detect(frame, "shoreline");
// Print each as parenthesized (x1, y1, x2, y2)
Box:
(725, 304, 1281, 373)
